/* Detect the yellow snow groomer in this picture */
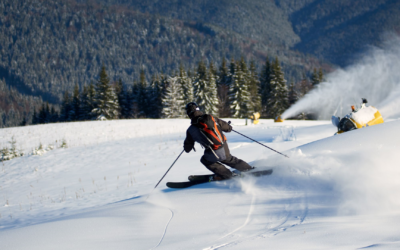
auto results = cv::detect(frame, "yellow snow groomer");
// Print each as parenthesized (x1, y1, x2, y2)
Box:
(275, 115, 284, 123)
(249, 112, 260, 124)
(332, 98, 384, 134)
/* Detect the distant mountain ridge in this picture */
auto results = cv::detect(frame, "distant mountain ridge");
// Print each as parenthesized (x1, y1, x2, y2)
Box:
(94, 0, 400, 66)
(288, 0, 400, 65)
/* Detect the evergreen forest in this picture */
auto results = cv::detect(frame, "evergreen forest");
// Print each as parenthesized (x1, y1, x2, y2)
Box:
(32, 58, 324, 125)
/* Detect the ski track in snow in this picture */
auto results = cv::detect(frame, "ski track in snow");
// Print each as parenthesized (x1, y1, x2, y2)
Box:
(264, 190, 309, 237)
(203, 191, 257, 250)
(269, 193, 308, 236)
(203, 188, 309, 250)
(218, 192, 256, 240)
(150, 207, 174, 249)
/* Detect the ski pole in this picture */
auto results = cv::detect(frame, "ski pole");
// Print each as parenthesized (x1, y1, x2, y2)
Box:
(228, 121, 289, 158)
(154, 149, 185, 189)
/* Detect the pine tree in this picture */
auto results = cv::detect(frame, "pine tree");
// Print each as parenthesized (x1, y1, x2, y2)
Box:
(260, 57, 272, 117)
(50, 106, 58, 123)
(209, 61, 218, 80)
(88, 82, 96, 117)
(123, 85, 135, 119)
(193, 60, 207, 110)
(162, 76, 185, 118)
(229, 58, 251, 118)
(288, 78, 298, 106)
(147, 73, 164, 118)
(135, 69, 150, 118)
(60, 91, 72, 122)
(217, 58, 230, 117)
(248, 60, 261, 113)
(206, 62, 219, 115)
(267, 57, 289, 119)
(38, 104, 46, 124)
(80, 82, 96, 120)
(178, 64, 193, 107)
(193, 60, 218, 115)
(69, 84, 81, 121)
(311, 68, 320, 86)
(45, 103, 50, 123)
(228, 58, 237, 85)
(318, 68, 324, 83)
(79, 85, 89, 120)
(131, 81, 140, 118)
(115, 78, 130, 119)
(92, 65, 119, 120)
(32, 109, 39, 125)
(20, 116, 27, 126)
(37, 103, 52, 124)
(9, 136, 19, 159)
(298, 72, 312, 98)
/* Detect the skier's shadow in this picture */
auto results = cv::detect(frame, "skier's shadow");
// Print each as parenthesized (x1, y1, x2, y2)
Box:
(112, 195, 142, 204)
(161, 181, 242, 193)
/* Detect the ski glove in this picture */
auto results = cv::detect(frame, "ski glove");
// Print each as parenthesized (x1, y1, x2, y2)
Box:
(228, 124, 232, 132)
(225, 120, 233, 132)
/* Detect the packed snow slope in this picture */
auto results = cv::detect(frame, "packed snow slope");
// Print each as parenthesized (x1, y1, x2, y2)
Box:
(1, 118, 400, 249)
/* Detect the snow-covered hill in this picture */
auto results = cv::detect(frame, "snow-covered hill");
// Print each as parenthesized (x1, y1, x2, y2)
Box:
(1, 118, 400, 249)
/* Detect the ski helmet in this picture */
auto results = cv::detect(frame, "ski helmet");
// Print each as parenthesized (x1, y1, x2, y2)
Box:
(185, 102, 199, 116)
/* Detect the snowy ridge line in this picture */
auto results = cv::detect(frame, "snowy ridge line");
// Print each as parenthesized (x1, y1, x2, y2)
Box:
(0, 119, 190, 155)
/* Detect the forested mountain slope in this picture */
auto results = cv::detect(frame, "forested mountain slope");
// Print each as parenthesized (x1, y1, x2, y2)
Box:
(289, 0, 400, 65)
(0, 79, 43, 127)
(0, 0, 324, 127)
(1, 0, 316, 103)
(90, 0, 301, 47)
(96, 0, 400, 66)
(1, 0, 399, 128)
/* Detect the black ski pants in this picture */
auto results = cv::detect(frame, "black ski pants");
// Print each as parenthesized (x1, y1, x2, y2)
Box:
(200, 141, 252, 179)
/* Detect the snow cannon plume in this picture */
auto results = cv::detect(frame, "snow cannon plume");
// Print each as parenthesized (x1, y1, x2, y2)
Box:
(282, 34, 400, 120)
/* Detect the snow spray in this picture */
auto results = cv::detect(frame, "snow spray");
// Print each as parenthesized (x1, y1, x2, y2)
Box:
(282, 34, 400, 120)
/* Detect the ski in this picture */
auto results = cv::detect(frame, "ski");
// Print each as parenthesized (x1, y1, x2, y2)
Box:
(166, 169, 273, 189)
(188, 174, 214, 182)
(166, 179, 211, 188)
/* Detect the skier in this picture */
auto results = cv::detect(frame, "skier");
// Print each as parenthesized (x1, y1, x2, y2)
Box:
(183, 102, 253, 180)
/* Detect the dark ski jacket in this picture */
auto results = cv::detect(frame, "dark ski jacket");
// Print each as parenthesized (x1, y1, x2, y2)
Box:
(184, 110, 232, 162)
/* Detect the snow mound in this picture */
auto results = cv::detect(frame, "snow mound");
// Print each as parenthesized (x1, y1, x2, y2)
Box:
(255, 120, 400, 216)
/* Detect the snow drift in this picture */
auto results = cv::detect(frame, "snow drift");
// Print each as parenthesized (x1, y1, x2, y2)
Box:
(256, 120, 400, 216)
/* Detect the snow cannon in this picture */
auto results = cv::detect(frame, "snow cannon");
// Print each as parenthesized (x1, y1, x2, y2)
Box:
(249, 112, 260, 125)
(275, 115, 284, 123)
(331, 98, 384, 134)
